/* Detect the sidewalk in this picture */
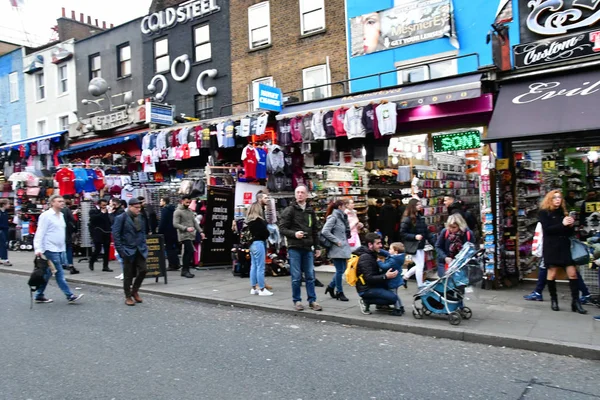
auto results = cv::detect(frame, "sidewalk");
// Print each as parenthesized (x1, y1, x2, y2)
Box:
(3, 251, 600, 360)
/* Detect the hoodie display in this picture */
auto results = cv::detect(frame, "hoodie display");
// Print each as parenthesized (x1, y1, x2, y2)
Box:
(375, 102, 397, 136)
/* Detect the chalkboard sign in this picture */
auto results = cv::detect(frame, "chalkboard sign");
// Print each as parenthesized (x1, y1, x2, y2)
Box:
(201, 186, 234, 266)
(145, 234, 167, 284)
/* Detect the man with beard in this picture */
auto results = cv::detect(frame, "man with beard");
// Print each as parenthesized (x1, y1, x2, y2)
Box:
(173, 195, 204, 278)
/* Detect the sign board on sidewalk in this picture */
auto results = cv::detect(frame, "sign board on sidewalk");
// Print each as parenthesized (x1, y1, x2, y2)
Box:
(145, 234, 167, 283)
(201, 187, 234, 266)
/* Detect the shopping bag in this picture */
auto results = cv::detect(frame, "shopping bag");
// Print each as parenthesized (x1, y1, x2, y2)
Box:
(532, 222, 543, 258)
(570, 237, 590, 265)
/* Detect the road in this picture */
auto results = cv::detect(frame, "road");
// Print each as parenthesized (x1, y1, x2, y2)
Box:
(1, 274, 599, 400)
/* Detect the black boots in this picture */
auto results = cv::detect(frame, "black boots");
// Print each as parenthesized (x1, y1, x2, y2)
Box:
(548, 280, 559, 311)
(325, 286, 336, 298)
(336, 292, 349, 302)
(181, 268, 195, 278)
(570, 279, 588, 314)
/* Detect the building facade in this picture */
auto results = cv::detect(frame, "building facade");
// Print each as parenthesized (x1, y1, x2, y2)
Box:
(230, 0, 348, 114)
(0, 47, 27, 142)
(345, 0, 520, 92)
(141, 0, 233, 119)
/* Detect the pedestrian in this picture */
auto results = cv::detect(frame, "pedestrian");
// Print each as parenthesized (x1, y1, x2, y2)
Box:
(247, 194, 273, 296)
(401, 198, 435, 288)
(173, 195, 204, 278)
(33, 194, 84, 304)
(279, 184, 323, 311)
(61, 198, 79, 274)
(158, 197, 180, 272)
(367, 198, 383, 233)
(0, 199, 13, 266)
(435, 214, 475, 277)
(88, 199, 113, 272)
(138, 196, 157, 234)
(378, 198, 397, 246)
(112, 198, 148, 306)
(109, 198, 126, 280)
(345, 199, 363, 250)
(322, 200, 352, 302)
(538, 190, 587, 314)
(523, 258, 594, 304)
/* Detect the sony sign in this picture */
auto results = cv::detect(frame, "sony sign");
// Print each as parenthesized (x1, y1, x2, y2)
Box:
(141, 0, 220, 35)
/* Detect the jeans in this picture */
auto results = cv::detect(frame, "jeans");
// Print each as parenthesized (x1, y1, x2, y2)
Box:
(535, 260, 589, 296)
(123, 251, 147, 297)
(65, 244, 73, 266)
(36, 251, 73, 299)
(288, 248, 316, 304)
(250, 241, 266, 289)
(0, 229, 8, 260)
(359, 288, 400, 308)
(328, 258, 346, 293)
(180, 240, 195, 270)
(91, 237, 111, 269)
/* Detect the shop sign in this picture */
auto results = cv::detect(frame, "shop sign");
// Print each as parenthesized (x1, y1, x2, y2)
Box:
(201, 187, 234, 266)
(146, 102, 174, 126)
(253, 84, 283, 112)
(349, 0, 453, 57)
(585, 202, 600, 212)
(91, 110, 130, 131)
(147, 63, 218, 102)
(432, 130, 481, 152)
(514, 28, 600, 69)
(496, 158, 510, 170)
(145, 234, 167, 283)
(141, 0, 220, 35)
(519, 0, 600, 43)
(243, 192, 253, 205)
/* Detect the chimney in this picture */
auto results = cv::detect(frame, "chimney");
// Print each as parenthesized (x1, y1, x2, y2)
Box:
(71, 10, 75, 19)
(87, 16, 91, 24)
(102, 21, 106, 29)
(61, 7, 65, 17)
(80, 13, 84, 22)
(95, 18, 99, 27)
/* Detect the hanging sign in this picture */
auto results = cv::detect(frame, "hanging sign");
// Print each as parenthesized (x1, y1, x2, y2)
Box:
(432, 130, 481, 152)
(146, 102, 174, 126)
(253, 84, 283, 112)
(144, 234, 167, 283)
(201, 187, 234, 266)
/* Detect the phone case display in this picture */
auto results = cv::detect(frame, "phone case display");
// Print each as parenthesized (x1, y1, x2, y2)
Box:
(497, 165, 517, 279)
(479, 155, 496, 282)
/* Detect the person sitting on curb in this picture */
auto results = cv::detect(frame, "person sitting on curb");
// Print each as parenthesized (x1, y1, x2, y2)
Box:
(355, 233, 404, 316)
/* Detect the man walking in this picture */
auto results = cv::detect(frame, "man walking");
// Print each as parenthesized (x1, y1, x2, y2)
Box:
(279, 185, 322, 311)
(112, 198, 148, 306)
(33, 194, 83, 304)
(89, 199, 113, 272)
(158, 197, 179, 271)
(109, 198, 126, 280)
(173, 195, 203, 278)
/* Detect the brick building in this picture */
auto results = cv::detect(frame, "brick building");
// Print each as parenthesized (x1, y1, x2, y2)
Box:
(230, 0, 348, 114)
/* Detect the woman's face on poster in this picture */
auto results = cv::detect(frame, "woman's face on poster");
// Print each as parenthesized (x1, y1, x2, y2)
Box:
(362, 13, 381, 54)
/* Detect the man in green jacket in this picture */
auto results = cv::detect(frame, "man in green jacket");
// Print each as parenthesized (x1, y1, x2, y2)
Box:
(173, 195, 204, 278)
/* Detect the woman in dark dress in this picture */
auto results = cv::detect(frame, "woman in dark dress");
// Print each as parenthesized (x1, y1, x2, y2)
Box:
(538, 190, 587, 314)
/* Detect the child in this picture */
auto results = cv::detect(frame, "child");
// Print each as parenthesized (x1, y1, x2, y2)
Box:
(378, 242, 406, 299)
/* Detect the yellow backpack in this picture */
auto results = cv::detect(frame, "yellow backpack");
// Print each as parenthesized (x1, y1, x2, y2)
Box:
(345, 254, 362, 286)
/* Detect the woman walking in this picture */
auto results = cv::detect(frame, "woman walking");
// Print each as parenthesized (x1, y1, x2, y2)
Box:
(322, 200, 352, 301)
(435, 214, 475, 277)
(345, 199, 363, 251)
(247, 198, 273, 296)
(539, 190, 587, 314)
(401, 199, 435, 288)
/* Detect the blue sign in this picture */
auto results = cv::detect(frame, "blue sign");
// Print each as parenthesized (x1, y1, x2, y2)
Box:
(146, 102, 174, 126)
(254, 84, 283, 112)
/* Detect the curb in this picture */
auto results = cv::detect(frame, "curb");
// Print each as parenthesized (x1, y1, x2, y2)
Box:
(5, 267, 599, 360)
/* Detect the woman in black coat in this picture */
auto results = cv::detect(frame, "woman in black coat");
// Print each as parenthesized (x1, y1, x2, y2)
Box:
(400, 198, 435, 288)
(538, 189, 586, 314)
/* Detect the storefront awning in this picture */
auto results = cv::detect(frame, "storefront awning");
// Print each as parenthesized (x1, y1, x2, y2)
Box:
(486, 69, 600, 142)
(277, 73, 483, 120)
(59, 133, 143, 157)
(0, 130, 66, 150)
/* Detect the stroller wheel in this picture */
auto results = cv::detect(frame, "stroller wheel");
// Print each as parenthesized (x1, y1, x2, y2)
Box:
(412, 307, 423, 319)
(423, 308, 432, 316)
(460, 307, 472, 320)
(448, 312, 462, 326)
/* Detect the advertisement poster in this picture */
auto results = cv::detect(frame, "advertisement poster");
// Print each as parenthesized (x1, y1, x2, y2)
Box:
(201, 187, 234, 266)
(350, 0, 452, 57)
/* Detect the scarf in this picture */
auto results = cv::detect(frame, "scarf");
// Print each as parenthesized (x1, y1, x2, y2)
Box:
(127, 210, 142, 232)
(447, 231, 465, 258)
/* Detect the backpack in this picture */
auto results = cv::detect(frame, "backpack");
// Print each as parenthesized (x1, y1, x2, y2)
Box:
(28, 256, 49, 308)
(344, 254, 361, 286)
(319, 231, 333, 248)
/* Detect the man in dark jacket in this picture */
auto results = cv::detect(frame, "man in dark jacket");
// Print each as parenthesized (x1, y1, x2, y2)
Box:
(112, 198, 148, 306)
(355, 233, 403, 316)
(279, 184, 322, 312)
(109, 198, 126, 279)
(138, 196, 157, 234)
(89, 199, 113, 272)
(61, 199, 79, 274)
(444, 195, 477, 233)
(158, 197, 180, 271)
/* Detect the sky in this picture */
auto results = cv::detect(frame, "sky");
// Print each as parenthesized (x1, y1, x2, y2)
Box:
(0, 0, 152, 46)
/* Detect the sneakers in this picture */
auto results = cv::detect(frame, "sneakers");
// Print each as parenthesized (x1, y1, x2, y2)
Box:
(35, 297, 53, 304)
(115, 273, 124, 280)
(294, 301, 305, 311)
(309, 302, 322, 311)
(580, 295, 592, 305)
(358, 298, 371, 315)
(524, 291, 543, 301)
(1, 260, 12, 266)
(258, 288, 273, 296)
(250, 288, 259, 295)
(67, 294, 84, 303)
(389, 307, 404, 316)
(594, 315, 600, 321)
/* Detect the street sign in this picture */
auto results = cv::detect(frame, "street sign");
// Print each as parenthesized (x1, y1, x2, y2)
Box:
(146, 102, 174, 126)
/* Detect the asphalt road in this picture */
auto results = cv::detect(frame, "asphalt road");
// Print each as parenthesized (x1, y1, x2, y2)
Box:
(1, 274, 599, 400)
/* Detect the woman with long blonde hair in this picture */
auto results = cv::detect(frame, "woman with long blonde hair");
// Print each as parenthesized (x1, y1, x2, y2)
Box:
(538, 190, 586, 314)
(246, 194, 272, 296)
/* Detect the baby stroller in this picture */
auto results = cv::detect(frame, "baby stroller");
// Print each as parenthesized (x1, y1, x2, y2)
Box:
(412, 242, 484, 326)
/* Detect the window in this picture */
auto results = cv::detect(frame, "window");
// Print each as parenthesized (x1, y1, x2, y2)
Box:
(300, 0, 325, 35)
(118, 43, 132, 77)
(194, 25, 211, 62)
(250, 76, 274, 111)
(248, 2, 271, 49)
(58, 64, 68, 94)
(11, 125, 21, 142)
(9, 72, 18, 102)
(195, 95, 214, 119)
(89, 54, 101, 79)
(36, 119, 47, 136)
(35, 73, 45, 101)
(396, 56, 458, 84)
(302, 65, 330, 101)
(58, 115, 69, 131)
(155, 38, 169, 72)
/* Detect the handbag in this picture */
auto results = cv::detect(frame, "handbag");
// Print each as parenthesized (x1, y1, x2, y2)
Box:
(570, 237, 590, 265)
(403, 240, 419, 255)
(319, 231, 333, 248)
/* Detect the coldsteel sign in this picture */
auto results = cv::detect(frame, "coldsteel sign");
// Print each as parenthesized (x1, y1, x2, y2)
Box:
(141, 0, 220, 35)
